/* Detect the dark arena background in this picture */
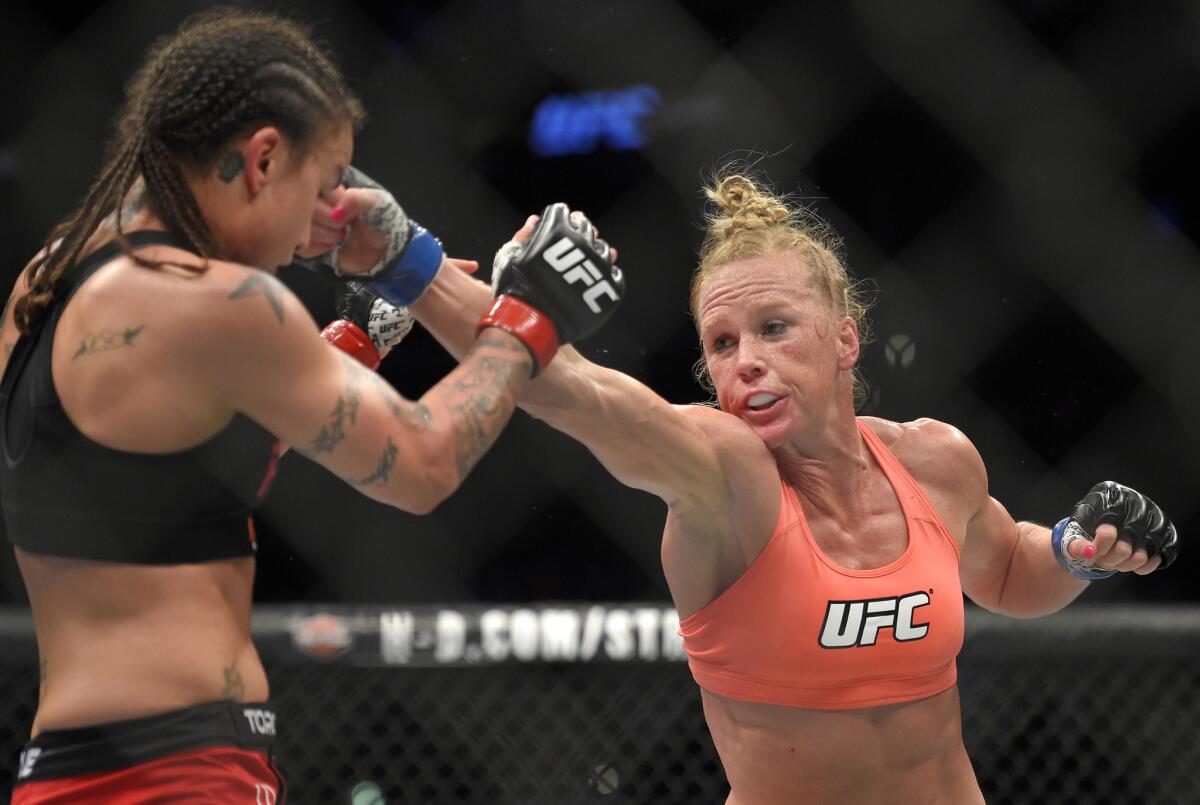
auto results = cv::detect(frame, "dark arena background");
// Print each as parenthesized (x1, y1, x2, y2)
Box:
(2, 1, 1199, 803)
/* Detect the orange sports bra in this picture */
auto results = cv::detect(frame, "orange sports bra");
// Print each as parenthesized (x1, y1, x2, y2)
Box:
(679, 420, 964, 710)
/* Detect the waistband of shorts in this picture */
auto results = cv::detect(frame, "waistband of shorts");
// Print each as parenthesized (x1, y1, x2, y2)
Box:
(17, 700, 278, 782)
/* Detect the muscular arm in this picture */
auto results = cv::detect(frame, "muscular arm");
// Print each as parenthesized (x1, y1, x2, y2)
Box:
(951, 428, 1089, 618)
(412, 255, 735, 512)
(198, 264, 532, 514)
(961, 498, 1088, 619)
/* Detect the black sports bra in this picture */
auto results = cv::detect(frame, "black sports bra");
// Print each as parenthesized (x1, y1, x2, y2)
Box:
(0, 231, 280, 563)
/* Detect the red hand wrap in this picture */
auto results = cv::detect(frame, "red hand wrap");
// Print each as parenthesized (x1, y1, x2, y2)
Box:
(321, 319, 381, 370)
(476, 295, 559, 377)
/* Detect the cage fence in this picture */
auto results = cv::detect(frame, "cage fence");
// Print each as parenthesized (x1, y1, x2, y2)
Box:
(1, 604, 1197, 804)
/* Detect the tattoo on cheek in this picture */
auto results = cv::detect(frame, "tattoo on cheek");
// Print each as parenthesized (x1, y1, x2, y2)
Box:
(218, 151, 245, 183)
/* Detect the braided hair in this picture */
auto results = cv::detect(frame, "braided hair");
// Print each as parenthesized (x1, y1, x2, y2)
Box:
(690, 173, 874, 407)
(14, 7, 365, 335)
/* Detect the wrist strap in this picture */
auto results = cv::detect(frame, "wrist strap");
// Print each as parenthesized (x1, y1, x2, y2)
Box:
(476, 295, 558, 377)
(321, 319, 381, 370)
(367, 222, 444, 306)
(1051, 517, 1117, 580)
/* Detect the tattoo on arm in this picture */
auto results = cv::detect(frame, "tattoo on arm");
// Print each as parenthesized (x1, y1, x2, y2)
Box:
(363, 368, 432, 431)
(218, 151, 245, 183)
(229, 272, 285, 325)
(355, 437, 399, 486)
(447, 331, 533, 481)
(72, 325, 145, 360)
(221, 666, 245, 701)
(305, 355, 363, 455)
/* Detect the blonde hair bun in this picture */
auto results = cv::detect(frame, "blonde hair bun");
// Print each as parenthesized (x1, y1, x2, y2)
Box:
(706, 175, 790, 236)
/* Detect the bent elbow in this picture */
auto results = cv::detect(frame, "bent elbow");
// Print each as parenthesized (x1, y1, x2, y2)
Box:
(393, 453, 461, 515)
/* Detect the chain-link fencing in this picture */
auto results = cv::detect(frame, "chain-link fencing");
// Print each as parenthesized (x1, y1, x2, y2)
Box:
(1, 604, 1197, 804)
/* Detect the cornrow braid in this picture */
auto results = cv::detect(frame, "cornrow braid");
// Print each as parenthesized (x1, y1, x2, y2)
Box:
(139, 135, 219, 258)
(13, 133, 145, 333)
(13, 7, 365, 336)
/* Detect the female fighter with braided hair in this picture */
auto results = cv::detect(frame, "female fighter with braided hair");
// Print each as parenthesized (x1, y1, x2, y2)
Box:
(393, 173, 1179, 804)
(0, 8, 620, 803)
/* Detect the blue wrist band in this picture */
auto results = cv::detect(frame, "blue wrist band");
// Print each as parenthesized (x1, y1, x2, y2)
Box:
(368, 222, 444, 307)
(1051, 517, 1117, 580)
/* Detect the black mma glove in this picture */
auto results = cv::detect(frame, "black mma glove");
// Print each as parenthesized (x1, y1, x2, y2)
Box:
(477, 203, 624, 375)
(1051, 481, 1178, 579)
(320, 283, 414, 370)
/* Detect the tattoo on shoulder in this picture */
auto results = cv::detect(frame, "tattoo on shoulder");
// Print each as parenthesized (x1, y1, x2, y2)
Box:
(363, 367, 432, 431)
(356, 437, 399, 487)
(221, 666, 245, 701)
(229, 272, 285, 325)
(303, 354, 363, 456)
(218, 151, 245, 183)
(73, 325, 145, 360)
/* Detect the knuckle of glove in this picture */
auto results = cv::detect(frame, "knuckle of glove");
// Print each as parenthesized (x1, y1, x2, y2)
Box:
(499, 205, 623, 345)
(339, 283, 378, 327)
(1073, 481, 1126, 533)
(1077, 480, 1180, 568)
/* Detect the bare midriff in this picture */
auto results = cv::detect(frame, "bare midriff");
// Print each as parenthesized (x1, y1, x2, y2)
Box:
(703, 685, 984, 805)
(16, 547, 267, 736)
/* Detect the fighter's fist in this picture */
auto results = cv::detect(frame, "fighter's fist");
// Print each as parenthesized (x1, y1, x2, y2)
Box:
(298, 167, 445, 307)
(320, 283, 414, 370)
(477, 203, 624, 375)
(1053, 481, 1178, 579)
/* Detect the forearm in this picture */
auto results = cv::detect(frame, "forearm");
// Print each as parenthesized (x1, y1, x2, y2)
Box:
(411, 260, 707, 501)
(996, 522, 1090, 618)
(410, 259, 617, 416)
(394, 328, 532, 510)
(409, 259, 491, 361)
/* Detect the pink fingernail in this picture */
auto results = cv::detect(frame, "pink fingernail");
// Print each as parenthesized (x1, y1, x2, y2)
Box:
(331, 207, 347, 223)
(1083, 545, 1095, 559)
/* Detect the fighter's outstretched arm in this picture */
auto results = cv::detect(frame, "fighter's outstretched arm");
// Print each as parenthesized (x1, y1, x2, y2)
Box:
(411, 218, 776, 528)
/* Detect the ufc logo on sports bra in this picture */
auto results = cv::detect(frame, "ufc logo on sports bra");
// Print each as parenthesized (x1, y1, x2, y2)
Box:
(818, 591, 931, 648)
(543, 237, 620, 313)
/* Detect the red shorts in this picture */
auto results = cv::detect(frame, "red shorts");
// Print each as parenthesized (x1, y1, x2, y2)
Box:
(11, 701, 286, 804)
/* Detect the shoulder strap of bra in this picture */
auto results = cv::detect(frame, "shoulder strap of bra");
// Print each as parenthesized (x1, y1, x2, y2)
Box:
(856, 420, 924, 506)
(56, 230, 198, 305)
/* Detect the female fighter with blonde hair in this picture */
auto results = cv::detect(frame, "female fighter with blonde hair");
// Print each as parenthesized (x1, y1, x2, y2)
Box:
(392, 172, 1177, 804)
